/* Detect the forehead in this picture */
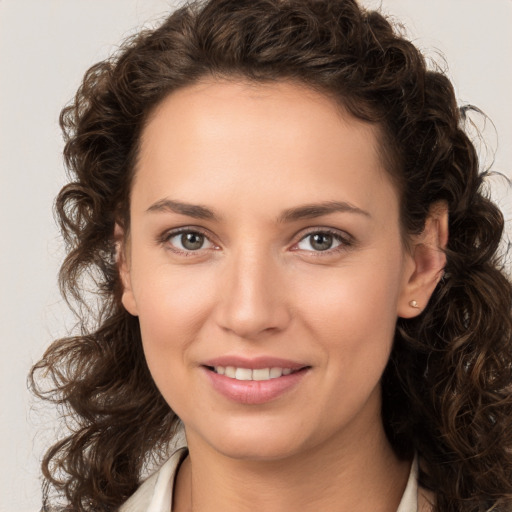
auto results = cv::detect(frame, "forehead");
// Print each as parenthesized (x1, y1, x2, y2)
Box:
(142, 78, 379, 153)
(134, 78, 398, 221)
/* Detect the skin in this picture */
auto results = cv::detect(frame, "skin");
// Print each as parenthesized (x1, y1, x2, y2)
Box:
(119, 79, 446, 512)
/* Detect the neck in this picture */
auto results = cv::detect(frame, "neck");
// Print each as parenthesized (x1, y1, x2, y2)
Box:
(173, 416, 411, 512)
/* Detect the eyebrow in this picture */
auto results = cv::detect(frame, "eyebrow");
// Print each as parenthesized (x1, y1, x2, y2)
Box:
(146, 199, 220, 220)
(277, 201, 371, 223)
(145, 198, 370, 223)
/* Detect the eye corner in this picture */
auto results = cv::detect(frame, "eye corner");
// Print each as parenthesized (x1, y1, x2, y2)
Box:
(158, 226, 220, 255)
(290, 228, 355, 255)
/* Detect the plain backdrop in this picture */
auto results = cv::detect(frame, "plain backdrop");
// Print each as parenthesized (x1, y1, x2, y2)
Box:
(1, 1, 510, 511)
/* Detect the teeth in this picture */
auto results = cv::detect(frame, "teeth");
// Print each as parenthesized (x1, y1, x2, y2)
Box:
(269, 367, 283, 378)
(213, 366, 297, 381)
(235, 368, 252, 381)
(252, 368, 270, 381)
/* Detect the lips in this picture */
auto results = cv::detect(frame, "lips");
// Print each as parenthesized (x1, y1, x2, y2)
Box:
(202, 356, 310, 404)
(212, 366, 295, 381)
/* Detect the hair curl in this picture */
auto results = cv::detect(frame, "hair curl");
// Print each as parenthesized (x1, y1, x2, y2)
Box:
(31, 0, 512, 510)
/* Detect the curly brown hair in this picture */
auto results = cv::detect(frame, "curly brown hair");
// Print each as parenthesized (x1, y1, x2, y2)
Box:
(30, 0, 512, 511)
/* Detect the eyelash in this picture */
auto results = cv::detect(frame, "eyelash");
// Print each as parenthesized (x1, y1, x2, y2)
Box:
(291, 228, 353, 255)
(158, 227, 218, 256)
(158, 227, 353, 256)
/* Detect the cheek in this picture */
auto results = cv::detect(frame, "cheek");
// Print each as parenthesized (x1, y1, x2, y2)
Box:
(296, 267, 401, 430)
(132, 263, 217, 376)
(296, 252, 404, 371)
(300, 258, 402, 327)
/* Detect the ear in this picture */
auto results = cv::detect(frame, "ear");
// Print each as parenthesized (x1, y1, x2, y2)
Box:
(397, 202, 449, 318)
(114, 223, 139, 316)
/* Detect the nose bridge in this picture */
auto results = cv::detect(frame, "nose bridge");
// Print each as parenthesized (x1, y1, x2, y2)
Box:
(216, 242, 289, 339)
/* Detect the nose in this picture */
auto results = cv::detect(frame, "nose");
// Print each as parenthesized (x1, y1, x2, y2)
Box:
(214, 246, 292, 340)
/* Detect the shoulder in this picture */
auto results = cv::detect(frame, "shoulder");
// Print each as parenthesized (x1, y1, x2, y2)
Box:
(119, 447, 188, 512)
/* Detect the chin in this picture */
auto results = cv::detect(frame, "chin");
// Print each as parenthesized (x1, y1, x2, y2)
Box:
(214, 436, 305, 461)
(188, 417, 313, 462)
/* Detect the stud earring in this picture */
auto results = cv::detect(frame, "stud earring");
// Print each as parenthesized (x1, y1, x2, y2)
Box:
(409, 300, 420, 309)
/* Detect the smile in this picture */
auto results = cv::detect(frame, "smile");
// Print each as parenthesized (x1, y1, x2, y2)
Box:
(212, 366, 295, 381)
(203, 361, 310, 404)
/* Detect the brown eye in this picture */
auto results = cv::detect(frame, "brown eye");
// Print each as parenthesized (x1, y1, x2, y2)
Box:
(296, 231, 346, 252)
(166, 230, 215, 252)
(309, 233, 333, 251)
(181, 232, 205, 250)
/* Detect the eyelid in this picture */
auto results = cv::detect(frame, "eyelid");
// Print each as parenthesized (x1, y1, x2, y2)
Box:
(157, 225, 354, 255)
(289, 227, 354, 253)
(158, 226, 220, 254)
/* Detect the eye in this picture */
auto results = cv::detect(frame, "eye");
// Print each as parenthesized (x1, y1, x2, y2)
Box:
(295, 231, 348, 252)
(165, 229, 216, 253)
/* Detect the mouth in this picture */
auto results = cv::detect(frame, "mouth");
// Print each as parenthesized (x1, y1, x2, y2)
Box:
(205, 365, 305, 381)
(201, 359, 311, 404)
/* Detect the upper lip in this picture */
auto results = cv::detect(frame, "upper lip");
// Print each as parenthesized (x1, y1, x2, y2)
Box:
(202, 355, 308, 370)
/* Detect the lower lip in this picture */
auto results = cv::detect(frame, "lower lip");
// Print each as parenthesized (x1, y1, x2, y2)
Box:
(203, 367, 309, 405)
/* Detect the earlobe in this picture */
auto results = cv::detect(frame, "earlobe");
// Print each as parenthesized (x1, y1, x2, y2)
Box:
(114, 223, 139, 316)
(397, 202, 448, 319)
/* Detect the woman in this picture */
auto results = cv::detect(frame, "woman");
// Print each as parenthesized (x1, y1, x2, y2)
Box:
(31, 0, 512, 511)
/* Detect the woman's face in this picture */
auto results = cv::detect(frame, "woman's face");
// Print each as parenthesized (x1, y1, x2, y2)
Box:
(121, 79, 417, 460)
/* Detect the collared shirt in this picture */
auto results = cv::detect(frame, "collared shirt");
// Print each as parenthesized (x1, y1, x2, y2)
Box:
(120, 448, 430, 512)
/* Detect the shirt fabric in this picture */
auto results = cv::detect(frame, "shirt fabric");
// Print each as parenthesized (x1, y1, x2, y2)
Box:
(119, 448, 425, 512)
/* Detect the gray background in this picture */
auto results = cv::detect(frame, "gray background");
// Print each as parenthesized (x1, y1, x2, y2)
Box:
(1, 1, 510, 510)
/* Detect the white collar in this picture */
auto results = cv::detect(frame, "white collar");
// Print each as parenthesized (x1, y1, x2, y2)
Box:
(120, 449, 420, 512)
(396, 454, 420, 512)
(119, 448, 188, 512)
